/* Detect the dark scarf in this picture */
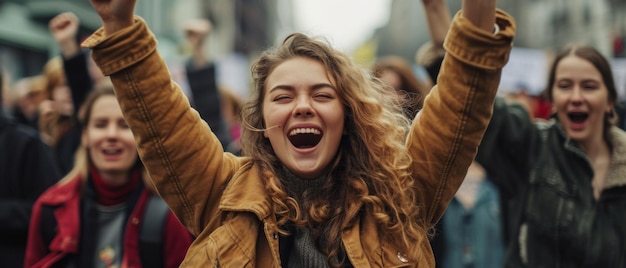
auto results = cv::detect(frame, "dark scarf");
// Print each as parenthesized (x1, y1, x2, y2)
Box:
(275, 165, 331, 268)
(74, 166, 144, 268)
(89, 165, 141, 206)
(277, 165, 327, 203)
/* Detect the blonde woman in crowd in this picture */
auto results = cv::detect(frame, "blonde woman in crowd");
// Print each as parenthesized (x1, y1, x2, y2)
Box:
(38, 56, 73, 148)
(25, 82, 193, 268)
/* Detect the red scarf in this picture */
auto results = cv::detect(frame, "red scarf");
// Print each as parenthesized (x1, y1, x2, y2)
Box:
(90, 166, 141, 206)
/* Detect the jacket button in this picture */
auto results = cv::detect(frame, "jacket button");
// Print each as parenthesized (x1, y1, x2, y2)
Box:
(397, 252, 409, 263)
(132, 217, 139, 225)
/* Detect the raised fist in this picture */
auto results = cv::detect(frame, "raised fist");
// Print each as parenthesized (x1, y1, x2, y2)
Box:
(49, 12, 79, 45)
(89, 0, 137, 36)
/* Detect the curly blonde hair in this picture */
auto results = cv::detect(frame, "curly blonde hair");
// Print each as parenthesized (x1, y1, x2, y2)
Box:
(240, 33, 425, 266)
(39, 56, 72, 147)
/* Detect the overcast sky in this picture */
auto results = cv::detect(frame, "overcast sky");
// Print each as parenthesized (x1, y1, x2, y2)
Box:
(292, 0, 391, 53)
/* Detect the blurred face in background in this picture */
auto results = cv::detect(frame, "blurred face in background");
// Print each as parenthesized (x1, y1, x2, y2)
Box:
(52, 85, 74, 116)
(43, 56, 74, 117)
(15, 76, 47, 119)
(82, 95, 138, 183)
(379, 69, 406, 102)
(551, 55, 611, 144)
(380, 69, 402, 91)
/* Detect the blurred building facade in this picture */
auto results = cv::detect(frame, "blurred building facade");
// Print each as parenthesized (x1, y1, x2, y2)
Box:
(7, 0, 622, 94)
(196, 0, 295, 99)
(375, 0, 624, 62)
(609, 0, 626, 57)
(0, 0, 100, 83)
(0, 0, 294, 99)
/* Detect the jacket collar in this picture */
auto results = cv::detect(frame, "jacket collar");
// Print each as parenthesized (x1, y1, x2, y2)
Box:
(219, 163, 274, 220)
(605, 126, 626, 189)
(553, 122, 626, 190)
(38, 176, 83, 206)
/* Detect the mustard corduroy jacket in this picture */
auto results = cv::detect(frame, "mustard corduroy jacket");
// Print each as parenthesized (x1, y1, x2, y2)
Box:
(83, 10, 515, 267)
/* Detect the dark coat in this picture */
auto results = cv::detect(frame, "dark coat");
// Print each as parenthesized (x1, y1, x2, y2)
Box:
(0, 114, 61, 267)
(185, 62, 232, 151)
(477, 97, 626, 267)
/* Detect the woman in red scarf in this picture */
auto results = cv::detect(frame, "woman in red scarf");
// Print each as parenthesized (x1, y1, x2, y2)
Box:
(24, 81, 194, 268)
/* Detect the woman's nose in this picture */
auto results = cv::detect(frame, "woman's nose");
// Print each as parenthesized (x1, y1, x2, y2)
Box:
(293, 96, 314, 117)
(105, 125, 120, 137)
(569, 87, 584, 103)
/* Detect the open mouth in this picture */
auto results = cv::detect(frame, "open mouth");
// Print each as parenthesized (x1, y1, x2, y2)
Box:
(567, 112, 588, 123)
(102, 148, 123, 156)
(288, 128, 322, 149)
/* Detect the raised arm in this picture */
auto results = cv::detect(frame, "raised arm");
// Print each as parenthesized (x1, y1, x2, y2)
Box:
(417, 0, 452, 85)
(49, 12, 94, 118)
(49, 12, 81, 59)
(184, 19, 212, 69)
(420, 1, 530, 192)
(462, 0, 497, 33)
(85, 0, 241, 235)
(409, 0, 514, 226)
(90, 0, 136, 37)
(183, 19, 232, 150)
(422, 0, 452, 48)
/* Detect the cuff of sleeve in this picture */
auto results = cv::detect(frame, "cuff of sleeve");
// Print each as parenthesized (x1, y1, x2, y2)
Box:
(443, 9, 516, 71)
(81, 16, 158, 76)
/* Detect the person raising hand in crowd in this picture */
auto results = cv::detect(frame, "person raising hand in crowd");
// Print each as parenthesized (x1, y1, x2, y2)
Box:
(82, 0, 514, 266)
(181, 18, 233, 152)
(41, 12, 106, 174)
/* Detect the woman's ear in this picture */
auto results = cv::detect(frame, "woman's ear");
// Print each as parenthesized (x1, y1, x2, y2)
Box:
(607, 101, 615, 114)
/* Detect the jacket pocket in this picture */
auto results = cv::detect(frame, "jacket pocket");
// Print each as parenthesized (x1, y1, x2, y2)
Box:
(526, 169, 578, 230)
(205, 223, 256, 267)
(523, 170, 582, 265)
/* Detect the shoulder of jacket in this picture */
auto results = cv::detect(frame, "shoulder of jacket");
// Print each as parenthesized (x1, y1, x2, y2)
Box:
(534, 118, 556, 130)
(535, 119, 549, 129)
(38, 176, 83, 205)
(0, 117, 40, 142)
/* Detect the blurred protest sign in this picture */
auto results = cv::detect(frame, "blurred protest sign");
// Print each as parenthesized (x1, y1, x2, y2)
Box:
(499, 47, 549, 96)
(612, 58, 626, 99)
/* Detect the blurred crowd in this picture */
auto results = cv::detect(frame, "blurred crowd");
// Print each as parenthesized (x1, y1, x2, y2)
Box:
(2, 0, 626, 267)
